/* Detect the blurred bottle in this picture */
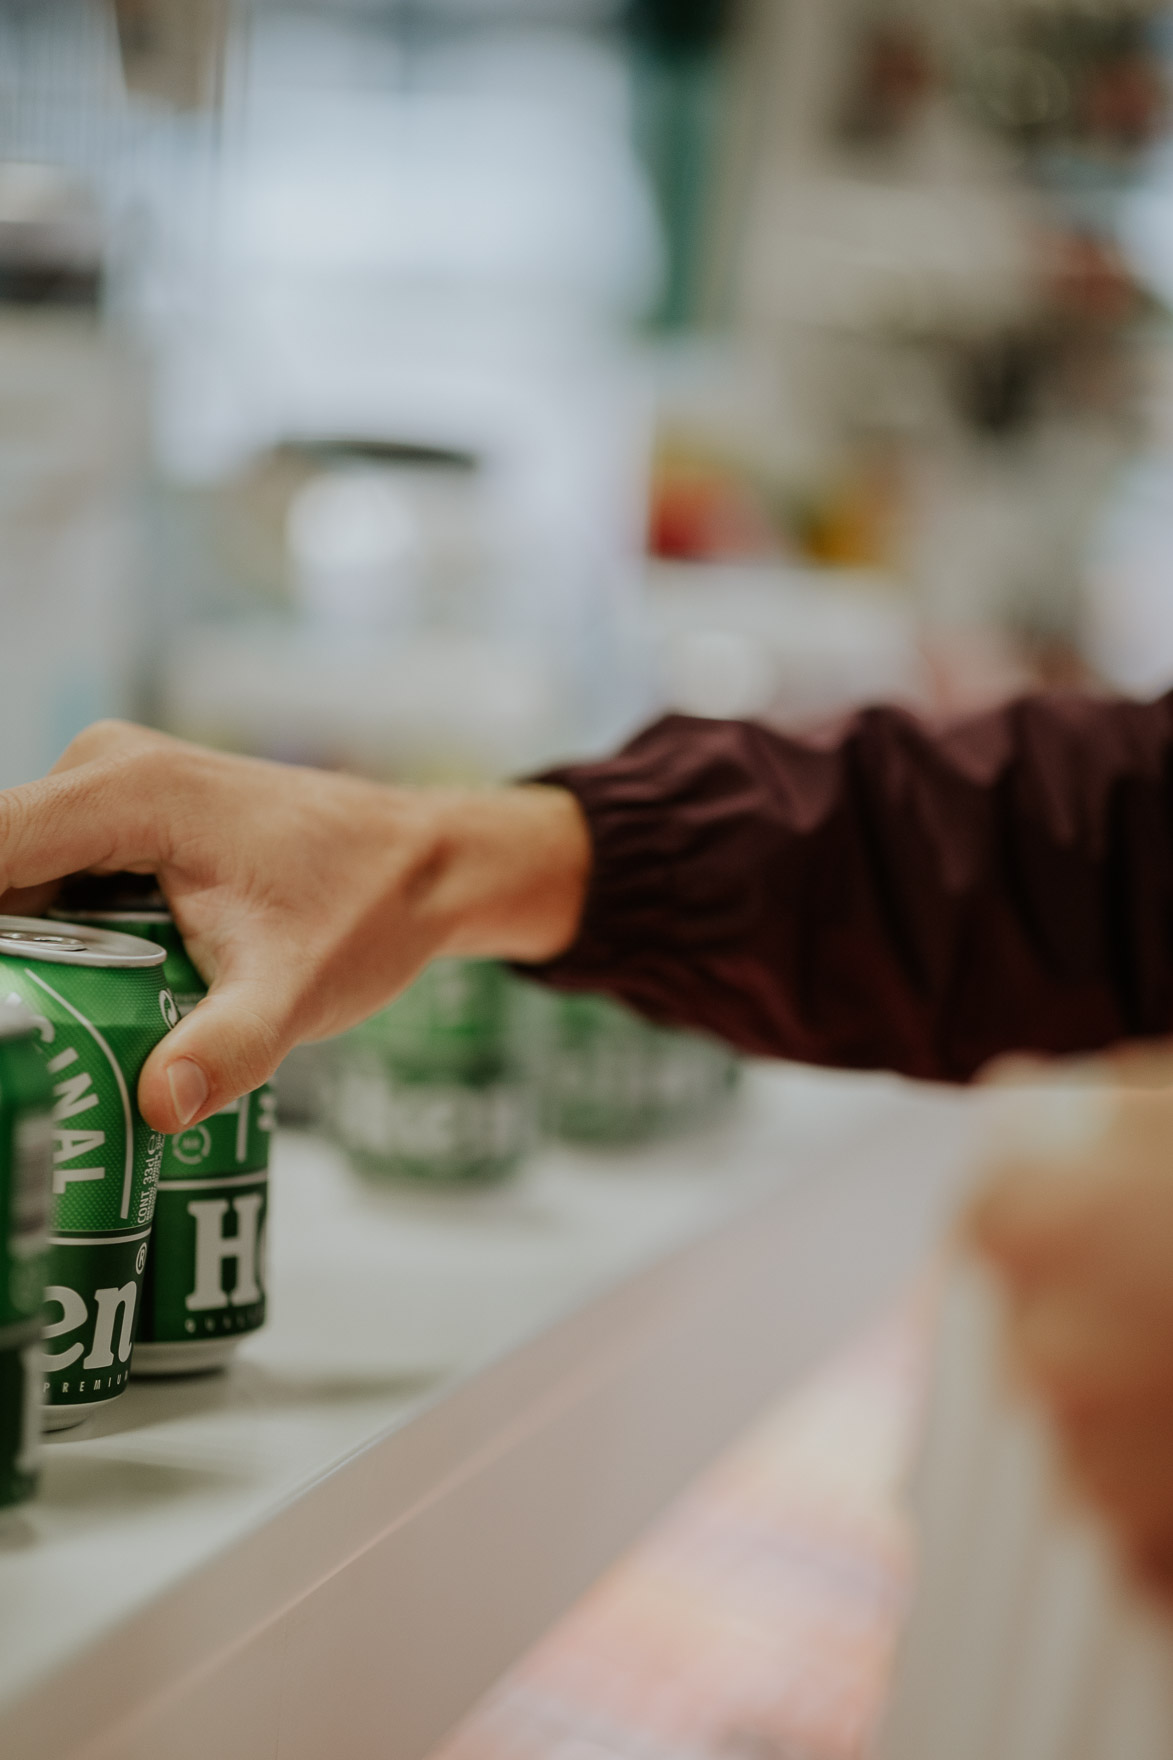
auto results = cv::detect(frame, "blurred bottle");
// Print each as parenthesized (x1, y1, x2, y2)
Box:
(329, 960, 534, 1185)
(159, 423, 643, 785)
(625, 0, 736, 331)
(0, 163, 145, 789)
(531, 989, 740, 1146)
(285, 465, 423, 635)
(112, 0, 228, 112)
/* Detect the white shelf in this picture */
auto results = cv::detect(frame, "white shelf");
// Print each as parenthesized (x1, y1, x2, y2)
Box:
(0, 1065, 985, 1760)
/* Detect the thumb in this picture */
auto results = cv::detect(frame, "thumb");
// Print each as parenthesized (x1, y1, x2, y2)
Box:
(138, 977, 297, 1132)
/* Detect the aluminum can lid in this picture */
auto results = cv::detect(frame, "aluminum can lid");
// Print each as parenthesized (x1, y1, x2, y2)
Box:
(0, 915, 166, 969)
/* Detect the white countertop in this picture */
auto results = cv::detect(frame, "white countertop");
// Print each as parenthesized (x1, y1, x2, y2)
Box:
(0, 1064, 987, 1760)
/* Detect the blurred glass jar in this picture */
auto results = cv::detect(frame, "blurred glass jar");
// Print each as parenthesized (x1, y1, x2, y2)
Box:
(530, 989, 741, 1146)
(329, 960, 534, 1185)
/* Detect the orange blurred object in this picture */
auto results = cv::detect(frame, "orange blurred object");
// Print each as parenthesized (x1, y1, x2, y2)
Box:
(801, 455, 905, 571)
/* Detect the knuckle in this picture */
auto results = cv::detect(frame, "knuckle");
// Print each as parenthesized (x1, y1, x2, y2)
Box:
(96, 733, 188, 816)
(86, 716, 140, 744)
(59, 718, 143, 766)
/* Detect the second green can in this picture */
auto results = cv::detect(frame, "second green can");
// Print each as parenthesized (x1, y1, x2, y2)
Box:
(531, 991, 742, 1145)
(0, 917, 175, 1430)
(331, 959, 533, 1184)
(53, 877, 272, 1377)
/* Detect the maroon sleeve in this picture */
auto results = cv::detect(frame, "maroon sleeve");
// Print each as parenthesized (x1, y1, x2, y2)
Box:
(520, 696, 1173, 1082)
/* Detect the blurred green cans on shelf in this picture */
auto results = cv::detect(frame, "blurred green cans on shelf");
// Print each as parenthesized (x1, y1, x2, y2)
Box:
(532, 991, 741, 1144)
(0, 1000, 53, 1508)
(0, 917, 175, 1430)
(331, 959, 533, 1184)
(53, 877, 273, 1377)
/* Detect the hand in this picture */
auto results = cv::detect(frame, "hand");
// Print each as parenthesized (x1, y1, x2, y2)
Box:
(0, 721, 590, 1134)
(968, 1047, 1173, 1598)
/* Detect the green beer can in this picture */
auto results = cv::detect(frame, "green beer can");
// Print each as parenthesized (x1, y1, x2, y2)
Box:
(0, 917, 174, 1430)
(331, 959, 533, 1184)
(53, 877, 272, 1376)
(0, 999, 53, 1508)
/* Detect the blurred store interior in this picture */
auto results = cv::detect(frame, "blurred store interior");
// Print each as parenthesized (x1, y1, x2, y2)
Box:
(14, 0, 1173, 797)
(6, 1, 1173, 1757)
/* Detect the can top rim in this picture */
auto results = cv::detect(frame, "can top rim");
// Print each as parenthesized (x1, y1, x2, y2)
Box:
(0, 996, 36, 1040)
(48, 909, 172, 926)
(0, 915, 167, 969)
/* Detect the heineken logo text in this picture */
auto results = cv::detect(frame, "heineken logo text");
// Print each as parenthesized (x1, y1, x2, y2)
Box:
(40, 1279, 137, 1372)
(187, 1195, 264, 1312)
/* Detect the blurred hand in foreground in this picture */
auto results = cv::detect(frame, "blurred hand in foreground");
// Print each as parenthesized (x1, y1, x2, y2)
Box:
(968, 1047, 1173, 1598)
(0, 721, 590, 1134)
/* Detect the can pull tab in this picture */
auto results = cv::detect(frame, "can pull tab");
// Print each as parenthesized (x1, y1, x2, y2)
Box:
(0, 932, 87, 953)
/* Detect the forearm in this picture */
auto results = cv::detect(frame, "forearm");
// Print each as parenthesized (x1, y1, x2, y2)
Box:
(522, 699, 1173, 1081)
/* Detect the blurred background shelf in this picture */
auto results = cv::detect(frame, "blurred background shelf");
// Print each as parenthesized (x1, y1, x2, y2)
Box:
(0, 1066, 983, 1760)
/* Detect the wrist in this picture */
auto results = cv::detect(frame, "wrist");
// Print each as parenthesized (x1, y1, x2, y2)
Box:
(419, 784, 591, 964)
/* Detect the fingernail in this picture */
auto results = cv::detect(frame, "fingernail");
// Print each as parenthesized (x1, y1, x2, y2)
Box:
(167, 1058, 209, 1127)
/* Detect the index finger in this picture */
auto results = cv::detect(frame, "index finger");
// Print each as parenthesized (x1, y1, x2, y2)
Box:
(0, 752, 165, 897)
